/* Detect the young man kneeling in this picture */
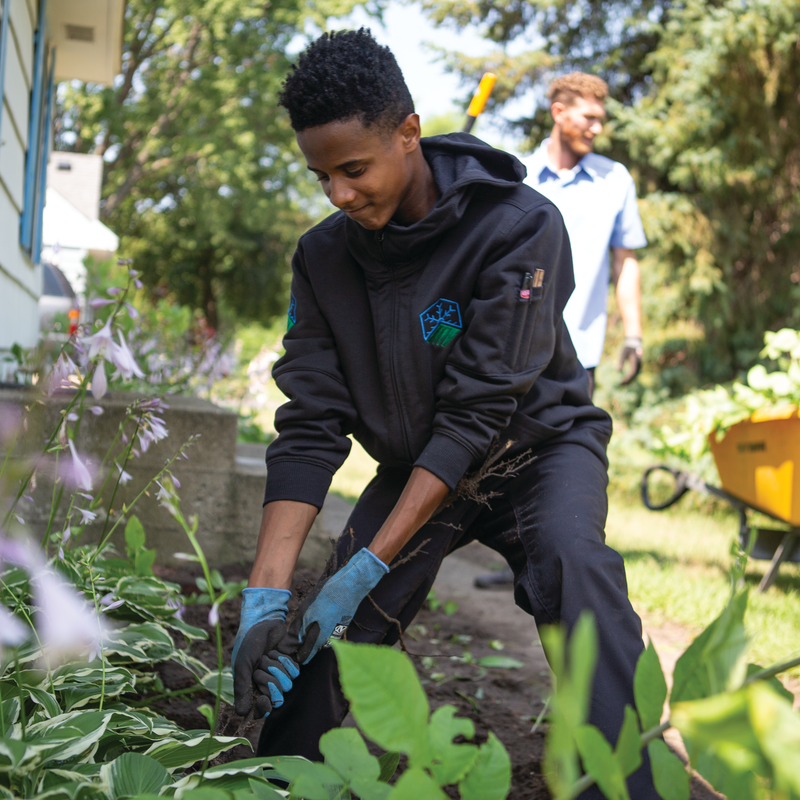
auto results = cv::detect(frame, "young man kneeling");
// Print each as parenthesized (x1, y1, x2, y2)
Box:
(231, 29, 657, 799)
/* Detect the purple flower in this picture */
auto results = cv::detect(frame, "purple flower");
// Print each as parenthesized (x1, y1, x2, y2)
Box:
(76, 508, 97, 525)
(171, 475, 181, 489)
(112, 332, 144, 380)
(125, 303, 138, 320)
(46, 353, 78, 396)
(116, 463, 132, 485)
(166, 597, 185, 620)
(13, 515, 24, 526)
(67, 440, 93, 491)
(91, 361, 107, 400)
(208, 602, 219, 627)
(0, 603, 29, 654)
(89, 299, 115, 309)
(107, 287, 123, 296)
(33, 568, 108, 660)
(134, 279, 143, 290)
(66, 412, 79, 422)
(90, 406, 104, 416)
(85, 318, 114, 361)
(100, 592, 124, 611)
(62, 526, 71, 544)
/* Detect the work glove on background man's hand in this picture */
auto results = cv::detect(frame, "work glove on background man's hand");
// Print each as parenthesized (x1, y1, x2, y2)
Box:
(279, 548, 389, 665)
(618, 336, 643, 385)
(232, 587, 299, 718)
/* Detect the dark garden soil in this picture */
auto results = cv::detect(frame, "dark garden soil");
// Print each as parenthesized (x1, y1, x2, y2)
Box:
(149, 560, 722, 800)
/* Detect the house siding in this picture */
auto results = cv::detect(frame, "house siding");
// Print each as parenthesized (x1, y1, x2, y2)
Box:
(0, 0, 40, 351)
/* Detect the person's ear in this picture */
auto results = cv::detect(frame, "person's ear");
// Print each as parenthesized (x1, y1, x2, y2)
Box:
(550, 101, 567, 126)
(397, 113, 421, 152)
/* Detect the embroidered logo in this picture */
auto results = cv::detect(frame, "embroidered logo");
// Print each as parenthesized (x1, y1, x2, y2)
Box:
(420, 298, 462, 347)
(287, 293, 297, 330)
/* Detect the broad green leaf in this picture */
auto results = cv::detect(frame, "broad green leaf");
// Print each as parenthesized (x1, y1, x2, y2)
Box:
(0, 737, 39, 773)
(333, 642, 429, 765)
(29, 688, 61, 719)
(145, 735, 249, 771)
(200, 669, 234, 705)
(350, 777, 392, 800)
(427, 705, 477, 785)
(320, 727, 380, 784)
(671, 590, 749, 704)
(671, 689, 769, 786)
(475, 656, 524, 669)
(389, 767, 448, 799)
(247, 778, 285, 800)
(574, 725, 629, 800)
(267, 757, 341, 788)
(569, 612, 598, 726)
(103, 752, 170, 798)
(458, 732, 511, 800)
(289, 773, 340, 800)
(1, 697, 20, 729)
(614, 706, 642, 777)
(377, 752, 400, 783)
(633, 642, 667, 731)
(125, 516, 147, 554)
(647, 740, 690, 800)
(134, 548, 157, 577)
(180, 789, 233, 800)
(748, 682, 800, 794)
(540, 626, 581, 798)
(744, 663, 795, 704)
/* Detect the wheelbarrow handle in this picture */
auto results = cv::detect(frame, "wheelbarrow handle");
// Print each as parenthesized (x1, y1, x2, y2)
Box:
(641, 464, 690, 511)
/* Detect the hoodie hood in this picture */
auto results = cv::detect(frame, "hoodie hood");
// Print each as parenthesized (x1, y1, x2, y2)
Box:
(345, 133, 527, 271)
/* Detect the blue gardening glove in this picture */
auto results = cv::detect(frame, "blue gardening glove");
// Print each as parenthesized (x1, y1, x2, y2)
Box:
(232, 588, 299, 717)
(278, 548, 389, 665)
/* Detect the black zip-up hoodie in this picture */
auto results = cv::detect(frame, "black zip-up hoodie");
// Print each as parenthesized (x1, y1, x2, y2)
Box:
(264, 133, 611, 509)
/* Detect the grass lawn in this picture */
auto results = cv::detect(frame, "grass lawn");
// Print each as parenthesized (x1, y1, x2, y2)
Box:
(327, 441, 800, 677)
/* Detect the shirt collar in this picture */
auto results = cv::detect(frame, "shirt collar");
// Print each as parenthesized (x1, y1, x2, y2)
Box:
(533, 138, 598, 182)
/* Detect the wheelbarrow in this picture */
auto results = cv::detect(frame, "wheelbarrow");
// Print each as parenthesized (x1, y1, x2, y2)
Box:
(641, 406, 800, 592)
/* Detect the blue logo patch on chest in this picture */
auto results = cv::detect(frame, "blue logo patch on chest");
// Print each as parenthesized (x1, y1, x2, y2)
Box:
(420, 299, 462, 347)
(287, 293, 297, 330)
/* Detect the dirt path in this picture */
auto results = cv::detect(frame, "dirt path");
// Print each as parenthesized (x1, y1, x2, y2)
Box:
(428, 541, 726, 799)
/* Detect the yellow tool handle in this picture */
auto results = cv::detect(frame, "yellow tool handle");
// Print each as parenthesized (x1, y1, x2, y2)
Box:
(466, 73, 497, 118)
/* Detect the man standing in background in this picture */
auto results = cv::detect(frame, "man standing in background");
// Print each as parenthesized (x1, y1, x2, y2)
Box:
(522, 73, 646, 396)
(477, 73, 647, 590)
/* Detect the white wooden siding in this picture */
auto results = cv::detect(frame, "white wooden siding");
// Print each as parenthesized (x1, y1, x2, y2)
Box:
(0, 0, 39, 350)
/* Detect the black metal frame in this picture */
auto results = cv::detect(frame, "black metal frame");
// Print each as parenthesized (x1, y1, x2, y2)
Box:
(641, 465, 800, 592)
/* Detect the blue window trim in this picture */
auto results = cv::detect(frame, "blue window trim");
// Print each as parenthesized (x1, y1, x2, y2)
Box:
(32, 45, 54, 264)
(0, 0, 11, 138)
(20, 0, 47, 253)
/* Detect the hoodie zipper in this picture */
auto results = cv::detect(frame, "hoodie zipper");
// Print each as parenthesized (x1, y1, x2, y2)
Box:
(376, 229, 414, 463)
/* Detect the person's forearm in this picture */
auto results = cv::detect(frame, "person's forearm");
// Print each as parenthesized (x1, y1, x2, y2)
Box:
(369, 466, 450, 565)
(613, 250, 642, 338)
(248, 500, 319, 589)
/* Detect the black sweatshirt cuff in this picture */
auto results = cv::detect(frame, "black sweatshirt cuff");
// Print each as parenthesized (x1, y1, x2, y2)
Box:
(263, 461, 333, 510)
(414, 433, 476, 490)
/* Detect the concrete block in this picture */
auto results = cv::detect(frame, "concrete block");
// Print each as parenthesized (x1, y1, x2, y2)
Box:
(0, 389, 348, 572)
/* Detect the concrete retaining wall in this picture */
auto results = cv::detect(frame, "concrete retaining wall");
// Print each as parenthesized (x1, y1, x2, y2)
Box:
(0, 388, 350, 571)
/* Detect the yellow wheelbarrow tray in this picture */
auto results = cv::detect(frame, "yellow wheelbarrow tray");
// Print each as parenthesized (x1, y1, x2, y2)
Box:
(642, 405, 800, 593)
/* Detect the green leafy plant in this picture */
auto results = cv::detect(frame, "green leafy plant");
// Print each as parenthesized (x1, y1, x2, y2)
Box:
(656, 328, 800, 468)
(262, 640, 512, 799)
(542, 543, 800, 799)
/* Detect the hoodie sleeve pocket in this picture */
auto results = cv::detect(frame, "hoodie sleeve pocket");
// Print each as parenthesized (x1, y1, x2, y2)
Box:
(504, 276, 544, 370)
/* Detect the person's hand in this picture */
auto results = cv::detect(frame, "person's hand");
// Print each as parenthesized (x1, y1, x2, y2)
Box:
(232, 587, 299, 717)
(278, 548, 389, 665)
(618, 336, 643, 385)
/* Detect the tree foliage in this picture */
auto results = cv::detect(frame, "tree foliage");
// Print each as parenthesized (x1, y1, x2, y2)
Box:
(57, 0, 372, 329)
(421, 0, 800, 388)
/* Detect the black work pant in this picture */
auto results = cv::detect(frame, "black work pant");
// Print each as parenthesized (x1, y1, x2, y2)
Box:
(258, 424, 656, 798)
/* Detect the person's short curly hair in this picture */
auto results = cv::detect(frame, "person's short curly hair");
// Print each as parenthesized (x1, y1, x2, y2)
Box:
(547, 73, 609, 107)
(278, 28, 414, 133)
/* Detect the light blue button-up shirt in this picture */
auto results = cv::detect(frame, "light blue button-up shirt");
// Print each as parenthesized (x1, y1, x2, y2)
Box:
(519, 139, 647, 369)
